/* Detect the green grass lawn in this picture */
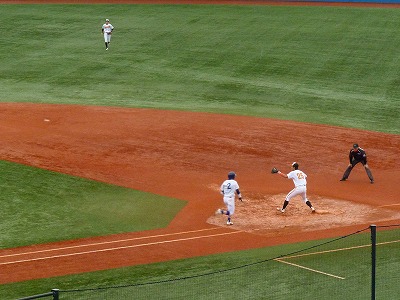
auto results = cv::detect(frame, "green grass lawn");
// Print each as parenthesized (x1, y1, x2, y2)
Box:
(0, 160, 186, 249)
(1, 4, 400, 133)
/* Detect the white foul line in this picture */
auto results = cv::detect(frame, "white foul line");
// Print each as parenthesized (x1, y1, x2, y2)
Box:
(0, 230, 242, 266)
(273, 240, 400, 280)
(280, 239, 400, 260)
(274, 258, 345, 280)
(0, 227, 222, 259)
(378, 203, 400, 208)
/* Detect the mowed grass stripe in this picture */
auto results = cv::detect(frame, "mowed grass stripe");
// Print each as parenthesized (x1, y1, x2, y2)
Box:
(1, 4, 400, 133)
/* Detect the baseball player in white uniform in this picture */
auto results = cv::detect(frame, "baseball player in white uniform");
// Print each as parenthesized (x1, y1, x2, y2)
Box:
(216, 171, 242, 225)
(276, 162, 315, 213)
(101, 19, 114, 50)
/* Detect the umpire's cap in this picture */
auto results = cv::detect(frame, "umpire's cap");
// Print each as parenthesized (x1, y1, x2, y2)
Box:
(228, 171, 236, 179)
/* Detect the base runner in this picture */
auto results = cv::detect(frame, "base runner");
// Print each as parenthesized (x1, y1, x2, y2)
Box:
(216, 171, 242, 225)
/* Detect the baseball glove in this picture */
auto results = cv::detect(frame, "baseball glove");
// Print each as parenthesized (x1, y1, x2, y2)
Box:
(271, 167, 279, 174)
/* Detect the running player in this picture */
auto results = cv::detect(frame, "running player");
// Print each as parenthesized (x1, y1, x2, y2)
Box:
(216, 171, 242, 225)
(276, 162, 315, 213)
(101, 19, 114, 50)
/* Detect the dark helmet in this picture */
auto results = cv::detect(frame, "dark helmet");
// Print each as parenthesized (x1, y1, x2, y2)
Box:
(228, 171, 236, 179)
(353, 143, 359, 149)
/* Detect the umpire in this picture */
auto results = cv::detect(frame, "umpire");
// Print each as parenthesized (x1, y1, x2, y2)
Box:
(340, 143, 374, 183)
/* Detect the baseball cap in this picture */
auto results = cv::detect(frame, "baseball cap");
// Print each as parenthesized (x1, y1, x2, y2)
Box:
(105, 19, 110, 22)
(353, 143, 359, 148)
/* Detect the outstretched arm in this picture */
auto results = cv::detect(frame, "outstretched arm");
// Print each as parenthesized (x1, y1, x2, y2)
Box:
(277, 171, 288, 178)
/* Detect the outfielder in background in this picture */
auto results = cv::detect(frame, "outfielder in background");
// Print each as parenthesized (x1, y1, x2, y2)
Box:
(272, 162, 316, 213)
(101, 19, 114, 50)
(340, 143, 374, 183)
(216, 171, 242, 225)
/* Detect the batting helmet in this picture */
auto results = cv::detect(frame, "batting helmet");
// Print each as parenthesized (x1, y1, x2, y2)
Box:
(228, 171, 236, 179)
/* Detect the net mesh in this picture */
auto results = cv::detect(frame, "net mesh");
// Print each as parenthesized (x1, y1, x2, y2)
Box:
(22, 225, 400, 300)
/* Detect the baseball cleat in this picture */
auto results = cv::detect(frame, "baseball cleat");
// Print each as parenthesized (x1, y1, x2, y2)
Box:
(226, 221, 233, 225)
(370, 180, 374, 184)
(340, 178, 347, 181)
(311, 207, 316, 213)
(277, 208, 285, 213)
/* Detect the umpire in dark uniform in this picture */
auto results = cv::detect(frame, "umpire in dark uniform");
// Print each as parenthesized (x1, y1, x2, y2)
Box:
(340, 143, 374, 183)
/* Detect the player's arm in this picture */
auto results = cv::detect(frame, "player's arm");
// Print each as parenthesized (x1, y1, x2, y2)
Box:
(361, 149, 367, 163)
(277, 171, 288, 178)
(349, 150, 353, 164)
(236, 189, 242, 201)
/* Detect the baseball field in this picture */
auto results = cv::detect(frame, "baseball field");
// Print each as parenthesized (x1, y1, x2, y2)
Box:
(0, 1, 399, 299)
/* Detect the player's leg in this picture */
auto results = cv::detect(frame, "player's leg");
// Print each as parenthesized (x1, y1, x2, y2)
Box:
(217, 198, 229, 215)
(340, 165, 353, 181)
(301, 188, 315, 212)
(277, 200, 289, 213)
(104, 33, 109, 49)
(340, 161, 359, 181)
(107, 34, 111, 48)
(363, 162, 374, 183)
(227, 199, 235, 225)
(278, 188, 296, 213)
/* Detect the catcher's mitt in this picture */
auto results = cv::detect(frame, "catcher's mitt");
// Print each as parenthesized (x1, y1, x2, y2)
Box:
(271, 167, 279, 174)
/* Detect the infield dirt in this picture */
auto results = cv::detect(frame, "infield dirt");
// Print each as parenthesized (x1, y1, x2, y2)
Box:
(0, 103, 399, 283)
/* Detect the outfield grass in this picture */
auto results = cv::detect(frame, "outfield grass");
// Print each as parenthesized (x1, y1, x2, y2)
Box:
(0, 160, 186, 249)
(2, 4, 400, 133)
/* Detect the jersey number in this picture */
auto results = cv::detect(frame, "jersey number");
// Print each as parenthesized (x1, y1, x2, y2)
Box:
(297, 173, 305, 179)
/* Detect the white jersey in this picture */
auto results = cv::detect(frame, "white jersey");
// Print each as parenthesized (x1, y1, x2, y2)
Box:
(102, 23, 114, 33)
(220, 179, 240, 198)
(287, 170, 307, 187)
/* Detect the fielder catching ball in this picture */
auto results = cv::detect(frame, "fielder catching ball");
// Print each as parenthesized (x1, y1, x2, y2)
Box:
(272, 162, 316, 214)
